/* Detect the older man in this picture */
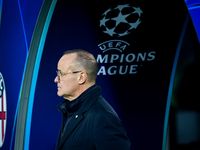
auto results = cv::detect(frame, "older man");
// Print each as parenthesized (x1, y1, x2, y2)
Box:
(54, 49, 131, 150)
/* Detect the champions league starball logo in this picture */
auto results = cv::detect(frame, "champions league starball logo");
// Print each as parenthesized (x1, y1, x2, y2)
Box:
(0, 73, 6, 147)
(97, 4, 156, 75)
(100, 4, 143, 37)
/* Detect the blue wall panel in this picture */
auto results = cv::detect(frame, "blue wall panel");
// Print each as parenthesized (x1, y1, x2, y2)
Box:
(0, 0, 43, 149)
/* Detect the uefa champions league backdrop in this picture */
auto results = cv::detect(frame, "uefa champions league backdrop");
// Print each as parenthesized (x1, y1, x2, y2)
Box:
(0, 0, 200, 150)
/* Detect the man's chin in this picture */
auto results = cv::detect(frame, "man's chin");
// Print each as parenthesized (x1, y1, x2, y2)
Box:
(57, 92, 68, 99)
(57, 91, 63, 97)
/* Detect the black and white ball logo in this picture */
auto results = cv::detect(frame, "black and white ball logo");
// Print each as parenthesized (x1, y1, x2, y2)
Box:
(100, 4, 143, 37)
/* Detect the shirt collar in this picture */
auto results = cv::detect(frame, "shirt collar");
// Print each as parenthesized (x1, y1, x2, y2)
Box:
(57, 84, 98, 116)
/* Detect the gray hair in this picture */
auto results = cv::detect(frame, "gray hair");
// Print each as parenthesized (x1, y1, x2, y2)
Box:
(63, 49, 98, 83)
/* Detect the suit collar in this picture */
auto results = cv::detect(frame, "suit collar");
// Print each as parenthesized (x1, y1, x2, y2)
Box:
(78, 85, 101, 113)
(57, 85, 102, 149)
(57, 84, 100, 115)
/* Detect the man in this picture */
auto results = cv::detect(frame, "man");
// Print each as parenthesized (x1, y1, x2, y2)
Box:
(54, 49, 131, 150)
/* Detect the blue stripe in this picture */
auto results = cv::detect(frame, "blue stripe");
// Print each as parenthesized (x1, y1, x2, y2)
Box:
(24, 1, 57, 150)
(188, 5, 200, 10)
(186, 2, 200, 10)
(17, 0, 29, 53)
(162, 13, 189, 150)
(10, 0, 30, 149)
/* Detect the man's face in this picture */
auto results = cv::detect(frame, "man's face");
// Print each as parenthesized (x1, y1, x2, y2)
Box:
(54, 54, 80, 100)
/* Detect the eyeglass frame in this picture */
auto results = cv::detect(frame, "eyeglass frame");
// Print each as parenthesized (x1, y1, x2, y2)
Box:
(56, 70, 82, 81)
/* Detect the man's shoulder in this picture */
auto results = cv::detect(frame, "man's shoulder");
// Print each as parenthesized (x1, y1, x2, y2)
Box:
(90, 95, 119, 118)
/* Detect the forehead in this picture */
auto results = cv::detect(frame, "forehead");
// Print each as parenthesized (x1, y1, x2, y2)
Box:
(58, 54, 77, 71)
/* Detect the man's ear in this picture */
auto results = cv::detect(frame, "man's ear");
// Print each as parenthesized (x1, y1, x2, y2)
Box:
(78, 71, 87, 85)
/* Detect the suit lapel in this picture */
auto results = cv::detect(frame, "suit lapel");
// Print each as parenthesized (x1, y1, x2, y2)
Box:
(58, 113, 83, 149)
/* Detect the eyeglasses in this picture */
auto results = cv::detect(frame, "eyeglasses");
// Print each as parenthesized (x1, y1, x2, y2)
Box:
(56, 70, 82, 81)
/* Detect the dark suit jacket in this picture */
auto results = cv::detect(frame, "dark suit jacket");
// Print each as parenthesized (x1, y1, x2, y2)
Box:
(55, 86, 131, 150)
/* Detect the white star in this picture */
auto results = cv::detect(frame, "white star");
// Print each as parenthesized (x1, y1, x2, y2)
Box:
(102, 8, 112, 16)
(103, 27, 116, 36)
(100, 16, 109, 27)
(113, 4, 130, 12)
(129, 19, 141, 30)
(111, 12, 129, 26)
(132, 7, 143, 17)
(118, 30, 130, 37)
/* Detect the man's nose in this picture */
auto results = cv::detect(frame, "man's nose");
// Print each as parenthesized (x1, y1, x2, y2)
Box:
(54, 76, 59, 83)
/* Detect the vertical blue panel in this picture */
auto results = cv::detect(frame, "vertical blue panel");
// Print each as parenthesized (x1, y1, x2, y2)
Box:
(0, 0, 43, 149)
(0, 0, 28, 149)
